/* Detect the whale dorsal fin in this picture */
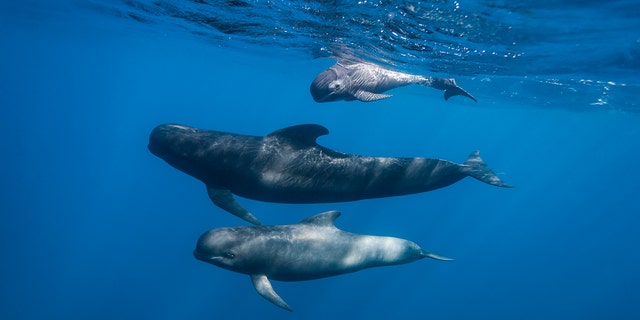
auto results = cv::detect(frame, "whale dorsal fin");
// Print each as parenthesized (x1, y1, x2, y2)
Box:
(266, 124, 329, 148)
(299, 210, 341, 227)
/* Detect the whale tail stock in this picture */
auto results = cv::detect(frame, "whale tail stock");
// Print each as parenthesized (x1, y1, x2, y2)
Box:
(429, 77, 478, 103)
(462, 151, 513, 188)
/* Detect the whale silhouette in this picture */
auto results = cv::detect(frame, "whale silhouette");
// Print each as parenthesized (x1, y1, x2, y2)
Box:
(194, 210, 451, 310)
(310, 61, 477, 103)
(148, 123, 512, 225)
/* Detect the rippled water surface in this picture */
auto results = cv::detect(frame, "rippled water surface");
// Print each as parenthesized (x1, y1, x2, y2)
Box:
(84, 0, 640, 111)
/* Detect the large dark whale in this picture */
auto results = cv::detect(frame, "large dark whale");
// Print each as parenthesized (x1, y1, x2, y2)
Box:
(193, 210, 451, 311)
(148, 123, 512, 225)
(310, 61, 477, 103)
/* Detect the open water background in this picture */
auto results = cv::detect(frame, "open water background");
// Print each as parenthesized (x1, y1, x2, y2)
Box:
(1, 1, 639, 319)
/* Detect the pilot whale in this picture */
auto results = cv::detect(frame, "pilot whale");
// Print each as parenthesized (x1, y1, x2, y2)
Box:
(148, 123, 512, 225)
(193, 210, 451, 311)
(310, 61, 477, 103)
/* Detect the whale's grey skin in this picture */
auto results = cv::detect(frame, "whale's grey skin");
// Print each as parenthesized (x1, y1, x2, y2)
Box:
(193, 210, 451, 311)
(310, 61, 478, 103)
(148, 123, 511, 225)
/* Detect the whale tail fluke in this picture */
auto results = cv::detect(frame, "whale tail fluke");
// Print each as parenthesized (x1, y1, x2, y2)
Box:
(421, 250, 454, 261)
(462, 151, 513, 188)
(430, 78, 478, 102)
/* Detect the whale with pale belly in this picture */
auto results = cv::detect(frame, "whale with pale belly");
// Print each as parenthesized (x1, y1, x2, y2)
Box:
(310, 61, 477, 103)
(193, 210, 451, 311)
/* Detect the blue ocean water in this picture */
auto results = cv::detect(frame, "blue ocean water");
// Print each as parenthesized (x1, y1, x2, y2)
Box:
(1, 0, 639, 319)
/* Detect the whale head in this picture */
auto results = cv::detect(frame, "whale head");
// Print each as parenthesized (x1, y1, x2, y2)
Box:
(310, 67, 349, 102)
(193, 227, 261, 274)
(147, 124, 212, 180)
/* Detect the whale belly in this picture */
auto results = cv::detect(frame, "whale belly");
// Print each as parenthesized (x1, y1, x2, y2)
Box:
(264, 231, 411, 282)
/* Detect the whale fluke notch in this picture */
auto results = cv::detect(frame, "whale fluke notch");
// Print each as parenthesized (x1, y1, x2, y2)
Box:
(298, 210, 341, 227)
(267, 124, 329, 148)
(251, 274, 292, 312)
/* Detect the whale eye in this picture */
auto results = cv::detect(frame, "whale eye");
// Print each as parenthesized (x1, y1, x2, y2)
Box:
(223, 251, 236, 259)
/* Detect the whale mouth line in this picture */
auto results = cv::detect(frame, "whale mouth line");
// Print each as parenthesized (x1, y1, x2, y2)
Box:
(315, 94, 332, 102)
(193, 250, 210, 260)
(193, 250, 224, 262)
(147, 142, 163, 157)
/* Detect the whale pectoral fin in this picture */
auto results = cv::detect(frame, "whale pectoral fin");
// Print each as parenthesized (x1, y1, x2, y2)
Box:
(250, 274, 292, 311)
(206, 187, 262, 225)
(352, 90, 392, 102)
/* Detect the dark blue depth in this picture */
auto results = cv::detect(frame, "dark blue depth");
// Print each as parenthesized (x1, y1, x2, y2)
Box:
(1, 1, 639, 319)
